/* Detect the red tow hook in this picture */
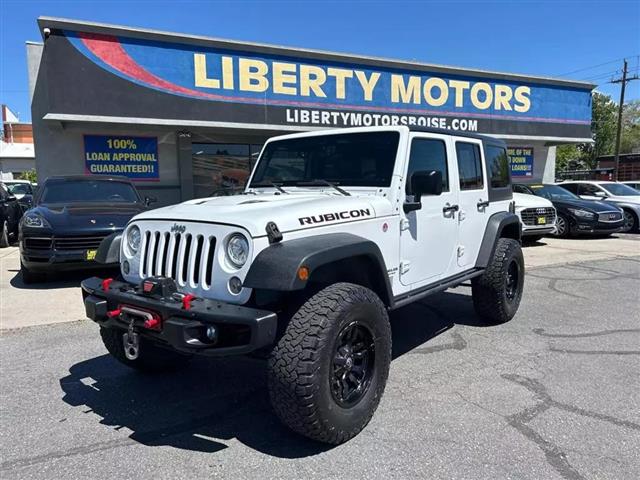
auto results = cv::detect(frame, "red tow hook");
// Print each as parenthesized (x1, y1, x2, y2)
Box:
(102, 278, 114, 291)
(182, 294, 196, 310)
(106, 308, 121, 318)
(143, 317, 160, 329)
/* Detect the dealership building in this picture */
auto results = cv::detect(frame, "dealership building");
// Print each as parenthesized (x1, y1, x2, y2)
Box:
(27, 17, 595, 205)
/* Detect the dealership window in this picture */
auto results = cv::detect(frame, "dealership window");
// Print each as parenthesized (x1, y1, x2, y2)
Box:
(456, 142, 484, 190)
(406, 138, 449, 193)
(486, 145, 510, 188)
(192, 143, 262, 198)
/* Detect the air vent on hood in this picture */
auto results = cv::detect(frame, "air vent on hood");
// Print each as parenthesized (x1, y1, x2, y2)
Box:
(238, 200, 268, 204)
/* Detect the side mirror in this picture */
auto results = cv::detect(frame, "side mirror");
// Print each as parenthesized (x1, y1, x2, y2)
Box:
(145, 196, 158, 206)
(403, 170, 443, 213)
(6, 194, 17, 202)
(411, 170, 443, 197)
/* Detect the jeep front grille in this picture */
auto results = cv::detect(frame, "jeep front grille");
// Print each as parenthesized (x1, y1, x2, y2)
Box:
(520, 207, 556, 226)
(140, 230, 217, 288)
(598, 211, 622, 223)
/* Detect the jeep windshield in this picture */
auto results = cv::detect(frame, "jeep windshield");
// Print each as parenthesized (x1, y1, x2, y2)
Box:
(250, 131, 400, 188)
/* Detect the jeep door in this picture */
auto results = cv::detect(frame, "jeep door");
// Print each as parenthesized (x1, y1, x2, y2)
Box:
(399, 133, 459, 287)
(452, 137, 489, 270)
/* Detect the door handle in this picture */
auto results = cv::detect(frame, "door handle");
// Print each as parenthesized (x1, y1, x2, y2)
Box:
(477, 200, 490, 209)
(442, 204, 459, 214)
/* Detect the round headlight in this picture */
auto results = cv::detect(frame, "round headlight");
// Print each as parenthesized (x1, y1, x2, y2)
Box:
(226, 233, 249, 268)
(126, 225, 141, 255)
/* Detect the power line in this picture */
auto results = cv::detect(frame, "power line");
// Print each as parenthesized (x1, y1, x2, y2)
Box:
(556, 55, 639, 76)
(580, 70, 621, 81)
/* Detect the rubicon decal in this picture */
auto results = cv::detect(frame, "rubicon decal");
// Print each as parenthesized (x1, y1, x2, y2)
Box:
(299, 209, 371, 225)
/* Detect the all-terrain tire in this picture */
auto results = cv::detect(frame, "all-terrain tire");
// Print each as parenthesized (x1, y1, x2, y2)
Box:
(268, 283, 392, 444)
(0, 221, 9, 248)
(472, 238, 524, 325)
(100, 327, 193, 373)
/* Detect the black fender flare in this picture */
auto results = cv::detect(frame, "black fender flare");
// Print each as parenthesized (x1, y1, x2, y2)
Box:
(244, 232, 393, 306)
(96, 232, 122, 264)
(475, 212, 521, 268)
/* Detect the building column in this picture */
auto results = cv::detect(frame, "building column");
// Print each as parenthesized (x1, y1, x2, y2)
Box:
(542, 146, 557, 183)
(177, 130, 194, 201)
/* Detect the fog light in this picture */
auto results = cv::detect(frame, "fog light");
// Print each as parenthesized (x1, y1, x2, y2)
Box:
(206, 325, 217, 342)
(228, 276, 243, 294)
(122, 260, 130, 275)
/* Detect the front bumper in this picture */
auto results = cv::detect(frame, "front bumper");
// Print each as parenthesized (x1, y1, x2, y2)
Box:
(20, 232, 119, 272)
(81, 277, 277, 357)
(522, 225, 556, 236)
(572, 221, 624, 235)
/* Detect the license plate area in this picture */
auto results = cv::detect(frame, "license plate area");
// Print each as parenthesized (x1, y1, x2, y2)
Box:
(85, 249, 97, 261)
(537, 216, 546, 225)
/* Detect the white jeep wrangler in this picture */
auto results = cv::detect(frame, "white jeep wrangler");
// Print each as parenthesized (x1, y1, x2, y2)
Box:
(82, 126, 524, 444)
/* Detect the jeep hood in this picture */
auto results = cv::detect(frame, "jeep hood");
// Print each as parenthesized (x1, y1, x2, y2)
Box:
(134, 193, 391, 237)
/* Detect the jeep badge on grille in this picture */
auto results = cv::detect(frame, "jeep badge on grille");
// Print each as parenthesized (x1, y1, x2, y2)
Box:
(170, 223, 186, 234)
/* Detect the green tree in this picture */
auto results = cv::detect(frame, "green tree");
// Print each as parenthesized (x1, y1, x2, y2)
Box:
(581, 92, 618, 167)
(555, 92, 620, 175)
(556, 144, 583, 172)
(620, 99, 640, 153)
(17, 168, 37, 183)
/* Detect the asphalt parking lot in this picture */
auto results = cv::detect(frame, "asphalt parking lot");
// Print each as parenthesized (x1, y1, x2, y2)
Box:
(1, 236, 639, 479)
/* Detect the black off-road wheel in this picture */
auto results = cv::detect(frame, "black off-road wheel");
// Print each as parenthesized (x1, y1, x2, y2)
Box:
(268, 283, 392, 445)
(472, 238, 524, 325)
(100, 327, 193, 373)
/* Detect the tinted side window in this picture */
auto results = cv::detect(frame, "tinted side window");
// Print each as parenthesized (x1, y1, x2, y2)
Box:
(456, 142, 483, 190)
(578, 183, 600, 196)
(560, 183, 578, 194)
(406, 139, 449, 193)
(487, 146, 510, 188)
(0, 185, 7, 200)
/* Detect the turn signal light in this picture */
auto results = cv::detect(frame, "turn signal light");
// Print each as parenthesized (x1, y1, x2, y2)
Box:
(298, 266, 310, 281)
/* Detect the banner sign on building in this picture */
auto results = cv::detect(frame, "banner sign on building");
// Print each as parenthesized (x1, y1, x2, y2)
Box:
(84, 135, 159, 180)
(508, 147, 534, 177)
(42, 27, 594, 139)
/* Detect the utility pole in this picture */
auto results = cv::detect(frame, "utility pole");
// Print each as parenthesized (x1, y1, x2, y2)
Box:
(611, 60, 639, 180)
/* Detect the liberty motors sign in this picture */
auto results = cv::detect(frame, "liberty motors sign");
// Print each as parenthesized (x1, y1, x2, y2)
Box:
(44, 27, 593, 138)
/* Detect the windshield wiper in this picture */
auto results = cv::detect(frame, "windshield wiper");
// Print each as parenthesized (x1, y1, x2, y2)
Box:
(251, 182, 288, 194)
(296, 179, 350, 196)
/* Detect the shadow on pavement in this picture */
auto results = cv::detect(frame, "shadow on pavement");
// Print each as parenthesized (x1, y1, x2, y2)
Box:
(9, 267, 118, 290)
(59, 289, 490, 458)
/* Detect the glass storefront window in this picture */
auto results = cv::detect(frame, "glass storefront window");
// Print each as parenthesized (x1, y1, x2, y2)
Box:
(192, 143, 262, 198)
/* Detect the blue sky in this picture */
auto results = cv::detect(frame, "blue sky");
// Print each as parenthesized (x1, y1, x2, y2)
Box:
(1, 0, 639, 122)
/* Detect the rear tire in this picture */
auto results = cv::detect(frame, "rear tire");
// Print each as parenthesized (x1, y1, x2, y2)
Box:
(0, 221, 9, 248)
(268, 283, 391, 444)
(472, 238, 524, 325)
(100, 327, 193, 373)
